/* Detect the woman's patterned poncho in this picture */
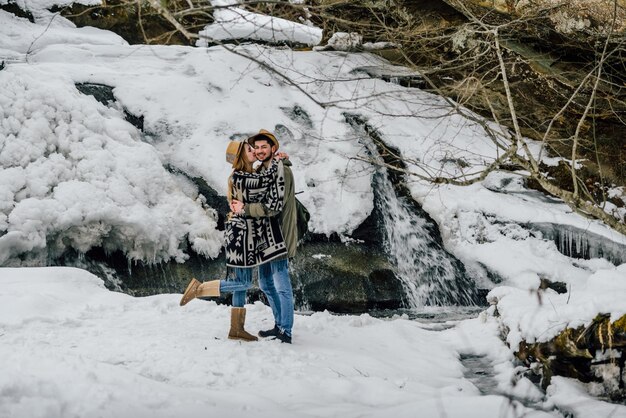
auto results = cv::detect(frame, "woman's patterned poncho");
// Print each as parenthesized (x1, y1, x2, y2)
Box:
(225, 160, 287, 268)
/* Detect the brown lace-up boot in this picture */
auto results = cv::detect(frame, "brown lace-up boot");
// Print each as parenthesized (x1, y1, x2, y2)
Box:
(179, 278, 220, 306)
(228, 307, 258, 342)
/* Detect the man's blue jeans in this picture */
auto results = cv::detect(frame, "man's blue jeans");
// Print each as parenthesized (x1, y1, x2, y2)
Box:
(219, 267, 252, 308)
(258, 259, 293, 336)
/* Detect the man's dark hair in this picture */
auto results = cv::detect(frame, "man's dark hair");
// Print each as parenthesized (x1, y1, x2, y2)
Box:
(252, 135, 273, 146)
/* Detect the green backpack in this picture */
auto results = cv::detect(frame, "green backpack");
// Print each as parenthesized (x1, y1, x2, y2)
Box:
(294, 197, 310, 243)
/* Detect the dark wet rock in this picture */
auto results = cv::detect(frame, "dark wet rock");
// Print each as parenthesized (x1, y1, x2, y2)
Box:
(75, 82, 145, 132)
(351, 64, 427, 89)
(123, 110, 144, 131)
(280, 105, 314, 129)
(75, 83, 116, 106)
(1, 1, 34, 22)
(291, 241, 405, 313)
(475, 288, 490, 304)
(350, 212, 384, 247)
(61, 247, 226, 297)
(62, 236, 407, 314)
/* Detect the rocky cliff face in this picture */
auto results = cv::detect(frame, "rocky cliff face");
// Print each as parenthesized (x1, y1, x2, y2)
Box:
(455, 0, 626, 34)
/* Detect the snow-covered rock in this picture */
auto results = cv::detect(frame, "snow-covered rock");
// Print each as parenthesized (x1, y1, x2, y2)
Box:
(197, 0, 322, 47)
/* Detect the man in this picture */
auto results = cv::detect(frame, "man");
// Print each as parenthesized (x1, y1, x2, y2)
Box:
(231, 129, 297, 344)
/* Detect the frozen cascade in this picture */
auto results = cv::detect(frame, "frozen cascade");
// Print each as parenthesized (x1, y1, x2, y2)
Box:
(530, 223, 626, 265)
(561, 228, 590, 259)
(347, 115, 480, 307)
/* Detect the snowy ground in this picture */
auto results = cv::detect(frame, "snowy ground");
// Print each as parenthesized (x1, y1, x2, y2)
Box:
(0, 267, 594, 418)
(2, 267, 625, 417)
(1, 5, 626, 417)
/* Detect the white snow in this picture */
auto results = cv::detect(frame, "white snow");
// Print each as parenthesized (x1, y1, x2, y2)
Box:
(0, 0, 100, 18)
(488, 264, 626, 350)
(0, 65, 222, 264)
(1, 7, 626, 416)
(0, 267, 563, 418)
(326, 32, 362, 50)
(547, 376, 626, 417)
(0, 10, 126, 60)
(197, 0, 322, 47)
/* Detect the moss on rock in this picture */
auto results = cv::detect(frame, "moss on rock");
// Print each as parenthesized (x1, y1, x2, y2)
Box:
(514, 313, 626, 396)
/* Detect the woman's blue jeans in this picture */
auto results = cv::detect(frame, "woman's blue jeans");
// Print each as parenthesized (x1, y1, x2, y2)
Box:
(219, 267, 252, 307)
(258, 259, 293, 336)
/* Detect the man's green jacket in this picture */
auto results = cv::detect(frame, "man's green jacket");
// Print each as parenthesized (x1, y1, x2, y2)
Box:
(244, 159, 297, 259)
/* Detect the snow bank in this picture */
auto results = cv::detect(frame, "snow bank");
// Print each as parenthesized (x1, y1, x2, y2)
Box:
(488, 264, 626, 350)
(197, 0, 322, 47)
(0, 65, 222, 264)
(0, 10, 124, 59)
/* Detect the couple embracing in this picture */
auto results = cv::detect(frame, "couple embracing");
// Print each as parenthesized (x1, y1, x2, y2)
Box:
(180, 130, 297, 344)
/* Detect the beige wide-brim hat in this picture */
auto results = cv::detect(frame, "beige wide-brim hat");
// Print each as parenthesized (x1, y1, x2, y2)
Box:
(225, 140, 244, 165)
(246, 129, 279, 151)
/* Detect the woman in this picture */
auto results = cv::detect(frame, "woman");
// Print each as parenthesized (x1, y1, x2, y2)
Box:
(179, 140, 287, 342)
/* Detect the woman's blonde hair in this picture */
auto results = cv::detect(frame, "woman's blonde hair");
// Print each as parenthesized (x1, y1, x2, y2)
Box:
(231, 143, 254, 173)
(227, 143, 254, 203)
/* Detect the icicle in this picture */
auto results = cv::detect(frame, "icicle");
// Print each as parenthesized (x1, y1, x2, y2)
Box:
(532, 222, 626, 265)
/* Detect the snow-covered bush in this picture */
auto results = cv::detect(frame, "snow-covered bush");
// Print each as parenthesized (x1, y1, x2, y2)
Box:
(0, 68, 223, 264)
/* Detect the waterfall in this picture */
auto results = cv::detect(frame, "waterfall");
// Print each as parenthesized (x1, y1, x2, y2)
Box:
(371, 168, 478, 307)
(346, 114, 480, 307)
